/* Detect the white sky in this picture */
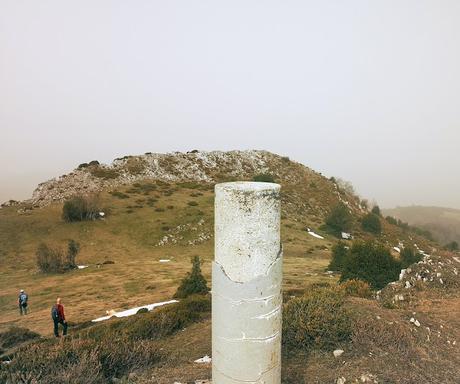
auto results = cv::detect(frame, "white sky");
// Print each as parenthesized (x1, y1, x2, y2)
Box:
(1, 1, 459, 208)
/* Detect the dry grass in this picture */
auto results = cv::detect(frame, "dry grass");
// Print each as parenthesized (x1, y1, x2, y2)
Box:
(0, 181, 337, 336)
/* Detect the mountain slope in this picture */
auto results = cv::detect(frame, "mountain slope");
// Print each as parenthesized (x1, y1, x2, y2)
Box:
(0, 150, 435, 336)
(384, 206, 460, 245)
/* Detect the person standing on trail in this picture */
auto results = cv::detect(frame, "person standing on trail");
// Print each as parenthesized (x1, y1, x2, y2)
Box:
(51, 297, 68, 337)
(18, 289, 28, 315)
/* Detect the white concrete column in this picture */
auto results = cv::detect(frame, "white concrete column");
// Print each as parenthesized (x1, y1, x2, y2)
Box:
(213, 182, 282, 384)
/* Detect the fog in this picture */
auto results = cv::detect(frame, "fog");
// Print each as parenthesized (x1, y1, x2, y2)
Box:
(1, 1, 459, 208)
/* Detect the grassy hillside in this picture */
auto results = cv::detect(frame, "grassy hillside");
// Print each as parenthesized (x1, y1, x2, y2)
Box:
(384, 206, 460, 246)
(0, 151, 435, 336)
(1, 151, 458, 383)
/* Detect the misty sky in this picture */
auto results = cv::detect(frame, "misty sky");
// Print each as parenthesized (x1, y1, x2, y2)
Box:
(1, 1, 459, 208)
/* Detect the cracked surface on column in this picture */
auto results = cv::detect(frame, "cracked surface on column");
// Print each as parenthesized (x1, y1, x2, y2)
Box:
(213, 182, 282, 384)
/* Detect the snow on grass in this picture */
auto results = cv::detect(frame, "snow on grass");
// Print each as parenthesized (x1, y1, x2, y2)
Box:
(159, 259, 171, 263)
(194, 355, 212, 364)
(92, 299, 178, 322)
(307, 228, 324, 239)
(77, 265, 89, 269)
(393, 247, 401, 253)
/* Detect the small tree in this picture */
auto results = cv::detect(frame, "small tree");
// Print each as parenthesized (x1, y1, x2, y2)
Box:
(325, 203, 353, 236)
(361, 213, 381, 234)
(340, 241, 401, 289)
(174, 256, 209, 298)
(66, 240, 80, 269)
(400, 247, 423, 268)
(328, 241, 348, 272)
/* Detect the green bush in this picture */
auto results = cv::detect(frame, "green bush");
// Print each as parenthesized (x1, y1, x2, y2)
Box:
(361, 213, 382, 234)
(324, 203, 353, 235)
(252, 173, 275, 183)
(400, 247, 423, 268)
(340, 241, 401, 289)
(328, 241, 348, 272)
(445, 241, 459, 251)
(385, 216, 398, 225)
(62, 196, 100, 222)
(371, 205, 381, 216)
(174, 256, 209, 299)
(282, 287, 351, 351)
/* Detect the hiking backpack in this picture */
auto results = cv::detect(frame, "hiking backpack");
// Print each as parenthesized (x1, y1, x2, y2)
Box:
(51, 305, 59, 321)
(19, 293, 27, 305)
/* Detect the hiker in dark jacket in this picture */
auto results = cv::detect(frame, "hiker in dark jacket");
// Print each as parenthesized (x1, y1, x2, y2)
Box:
(51, 297, 68, 337)
(18, 289, 28, 315)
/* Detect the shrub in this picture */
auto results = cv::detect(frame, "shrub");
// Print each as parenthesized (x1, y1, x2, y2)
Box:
(325, 203, 353, 235)
(338, 279, 372, 298)
(328, 241, 348, 272)
(66, 240, 80, 268)
(340, 241, 401, 289)
(187, 201, 198, 206)
(62, 196, 100, 222)
(77, 163, 89, 169)
(371, 205, 381, 216)
(36, 240, 79, 273)
(361, 213, 381, 234)
(385, 216, 398, 225)
(445, 241, 459, 251)
(400, 247, 423, 268)
(88, 160, 100, 166)
(109, 191, 129, 199)
(282, 287, 352, 351)
(252, 173, 275, 183)
(174, 256, 209, 298)
(36, 243, 63, 273)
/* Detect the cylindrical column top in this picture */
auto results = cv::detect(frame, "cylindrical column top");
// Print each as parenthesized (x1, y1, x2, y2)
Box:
(214, 181, 281, 283)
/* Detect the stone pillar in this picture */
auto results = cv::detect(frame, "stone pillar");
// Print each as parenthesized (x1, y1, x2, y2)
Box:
(213, 182, 282, 384)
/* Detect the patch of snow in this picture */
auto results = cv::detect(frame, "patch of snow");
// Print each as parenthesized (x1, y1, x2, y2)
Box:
(393, 247, 401, 253)
(99, 212, 105, 217)
(92, 299, 178, 322)
(333, 349, 344, 358)
(77, 265, 89, 269)
(341, 232, 352, 239)
(194, 355, 212, 364)
(399, 269, 406, 280)
(159, 259, 171, 263)
(453, 256, 460, 264)
(307, 229, 324, 239)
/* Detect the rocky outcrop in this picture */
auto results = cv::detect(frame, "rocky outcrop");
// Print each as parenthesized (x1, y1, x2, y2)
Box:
(30, 150, 277, 207)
